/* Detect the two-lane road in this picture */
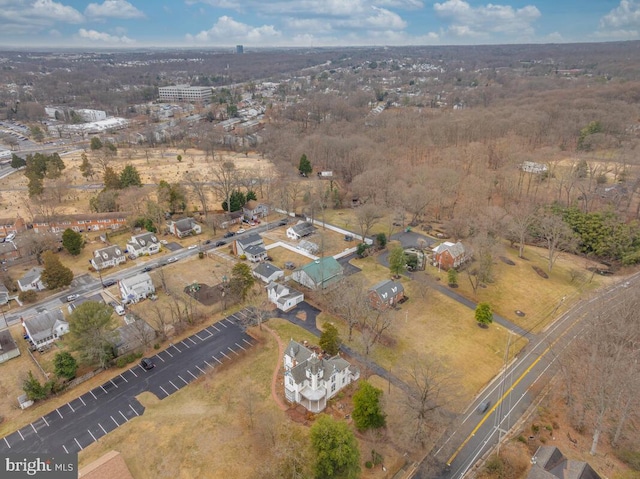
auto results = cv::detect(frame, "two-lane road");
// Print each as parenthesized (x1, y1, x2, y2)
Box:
(0, 311, 256, 455)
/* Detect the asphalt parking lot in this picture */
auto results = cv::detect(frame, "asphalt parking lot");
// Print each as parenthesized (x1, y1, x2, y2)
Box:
(0, 313, 256, 455)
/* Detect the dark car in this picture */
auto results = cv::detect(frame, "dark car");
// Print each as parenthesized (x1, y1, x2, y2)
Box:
(223, 231, 235, 238)
(140, 358, 155, 370)
(203, 239, 212, 245)
(278, 219, 288, 226)
(214, 240, 226, 247)
(477, 400, 491, 414)
(142, 264, 155, 272)
(103, 279, 117, 287)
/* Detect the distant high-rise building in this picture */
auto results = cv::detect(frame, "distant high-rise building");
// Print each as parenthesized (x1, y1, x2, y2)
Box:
(158, 85, 212, 103)
(236, 45, 244, 54)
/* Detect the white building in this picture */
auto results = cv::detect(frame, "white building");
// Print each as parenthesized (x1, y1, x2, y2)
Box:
(127, 232, 160, 257)
(286, 221, 316, 241)
(158, 85, 212, 103)
(91, 245, 126, 271)
(22, 310, 69, 349)
(253, 263, 284, 283)
(168, 218, 201, 238)
(119, 272, 155, 304)
(266, 282, 304, 312)
(18, 267, 45, 292)
(76, 109, 107, 122)
(283, 340, 359, 413)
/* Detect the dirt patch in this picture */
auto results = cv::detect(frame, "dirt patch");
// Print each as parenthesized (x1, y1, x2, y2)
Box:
(532, 265, 549, 279)
(184, 282, 226, 306)
(500, 256, 516, 266)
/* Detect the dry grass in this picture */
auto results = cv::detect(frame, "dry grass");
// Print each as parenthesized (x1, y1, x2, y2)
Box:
(262, 245, 312, 273)
(263, 224, 355, 258)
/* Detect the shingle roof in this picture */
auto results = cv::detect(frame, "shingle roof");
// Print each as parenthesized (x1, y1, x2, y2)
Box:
(529, 447, 602, 479)
(18, 267, 43, 287)
(370, 279, 404, 301)
(254, 263, 282, 278)
(237, 233, 263, 248)
(173, 217, 195, 232)
(24, 310, 67, 343)
(290, 221, 316, 237)
(434, 241, 466, 258)
(0, 329, 19, 355)
(120, 272, 152, 289)
(244, 244, 266, 256)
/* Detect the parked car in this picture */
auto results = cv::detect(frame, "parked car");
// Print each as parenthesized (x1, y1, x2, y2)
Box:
(103, 279, 117, 287)
(167, 256, 178, 263)
(223, 231, 235, 238)
(237, 228, 246, 234)
(66, 293, 79, 302)
(142, 264, 155, 272)
(203, 239, 212, 245)
(214, 240, 226, 247)
(278, 219, 288, 226)
(140, 358, 155, 370)
(115, 305, 126, 316)
(160, 239, 168, 245)
(187, 245, 198, 250)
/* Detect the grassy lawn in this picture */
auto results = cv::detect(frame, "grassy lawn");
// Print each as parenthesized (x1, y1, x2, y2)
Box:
(261, 245, 311, 273)
(425, 242, 610, 333)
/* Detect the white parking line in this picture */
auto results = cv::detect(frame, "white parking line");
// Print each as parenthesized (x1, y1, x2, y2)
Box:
(89, 390, 97, 400)
(224, 317, 235, 325)
(62, 445, 68, 453)
(119, 373, 128, 383)
(228, 347, 239, 356)
(74, 438, 83, 450)
(42, 417, 49, 427)
(204, 360, 213, 368)
(195, 333, 204, 341)
(129, 369, 138, 377)
(196, 365, 206, 374)
(17, 430, 24, 441)
(172, 344, 182, 353)
(68, 403, 75, 413)
(88, 430, 97, 442)
(164, 349, 173, 358)
(178, 375, 188, 385)
(111, 416, 119, 427)
(79, 396, 86, 406)
(213, 356, 223, 364)
(242, 338, 252, 346)
(56, 409, 63, 419)
(4, 437, 10, 448)
(221, 351, 231, 359)
(100, 385, 108, 394)
(180, 340, 190, 349)
(169, 380, 179, 390)
(219, 320, 228, 328)
(210, 325, 220, 332)
(130, 404, 139, 416)
(98, 423, 107, 435)
(119, 411, 128, 422)
(110, 379, 119, 388)
(187, 370, 197, 379)
(30, 423, 37, 434)
(160, 386, 169, 396)
(157, 354, 165, 362)
(235, 342, 246, 351)
(187, 337, 197, 345)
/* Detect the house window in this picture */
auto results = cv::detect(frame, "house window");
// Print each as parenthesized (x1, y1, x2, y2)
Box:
(289, 377, 294, 386)
(331, 383, 336, 393)
(342, 377, 346, 385)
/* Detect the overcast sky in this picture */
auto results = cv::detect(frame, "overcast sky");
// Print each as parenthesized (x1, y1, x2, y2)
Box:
(0, 0, 638, 48)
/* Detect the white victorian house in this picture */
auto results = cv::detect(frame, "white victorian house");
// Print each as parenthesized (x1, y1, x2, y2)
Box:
(119, 272, 155, 304)
(91, 245, 126, 270)
(283, 339, 359, 413)
(127, 232, 161, 257)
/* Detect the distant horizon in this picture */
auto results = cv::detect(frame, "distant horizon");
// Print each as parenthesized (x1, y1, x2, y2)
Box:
(0, 1, 638, 49)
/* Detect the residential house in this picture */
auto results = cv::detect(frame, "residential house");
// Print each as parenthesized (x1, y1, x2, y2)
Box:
(292, 257, 343, 290)
(266, 282, 304, 311)
(283, 339, 359, 413)
(233, 233, 267, 262)
(0, 216, 26, 238)
(18, 267, 45, 292)
(242, 200, 268, 221)
(31, 212, 128, 234)
(0, 329, 20, 364)
(0, 240, 20, 263)
(115, 317, 156, 356)
(91, 245, 126, 271)
(168, 217, 202, 238)
(432, 241, 468, 270)
(368, 279, 405, 310)
(126, 232, 160, 258)
(528, 446, 602, 479)
(22, 310, 69, 349)
(67, 293, 104, 314)
(286, 221, 316, 240)
(219, 210, 244, 229)
(119, 272, 155, 304)
(77, 450, 135, 479)
(0, 283, 9, 305)
(253, 263, 284, 283)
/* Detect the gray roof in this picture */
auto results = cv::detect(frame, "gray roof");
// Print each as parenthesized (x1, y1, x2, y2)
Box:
(285, 339, 355, 386)
(370, 279, 404, 301)
(0, 283, 8, 304)
(173, 217, 196, 232)
(244, 244, 266, 256)
(290, 221, 316, 237)
(18, 267, 43, 287)
(115, 319, 156, 351)
(0, 329, 19, 355)
(434, 241, 466, 258)
(120, 272, 152, 289)
(24, 310, 67, 343)
(254, 263, 282, 278)
(130, 232, 158, 246)
(529, 447, 602, 479)
(93, 245, 125, 266)
(237, 233, 263, 248)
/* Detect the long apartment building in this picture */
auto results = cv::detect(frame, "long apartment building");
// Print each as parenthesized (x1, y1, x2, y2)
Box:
(32, 212, 129, 233)
(158, 85, 212, 103)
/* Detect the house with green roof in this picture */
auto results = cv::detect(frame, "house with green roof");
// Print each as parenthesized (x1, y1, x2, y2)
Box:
(291, 257, 343, 290)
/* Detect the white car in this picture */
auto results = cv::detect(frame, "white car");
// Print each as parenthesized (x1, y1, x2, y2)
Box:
(115, 305, 125, 316)
(160, 239, 168, 245)
(167, 256, 178, 263)
(5, 232, 15, 242)
(187, 245, 198, 250)
(237, 228, 246, 234)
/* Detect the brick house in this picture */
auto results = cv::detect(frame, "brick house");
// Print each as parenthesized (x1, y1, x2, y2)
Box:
(432, 241, 468, 270)
(368, 279, 405, 310)
(0, 216, 26, 238)
(31, 212, 128, 234)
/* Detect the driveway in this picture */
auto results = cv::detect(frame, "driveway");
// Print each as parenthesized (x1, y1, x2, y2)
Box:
(391, 231, 437, 249)
(0, 314, 256, 455)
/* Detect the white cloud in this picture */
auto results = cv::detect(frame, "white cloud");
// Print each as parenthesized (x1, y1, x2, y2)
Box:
(433, 0, 540, 38)
(597, 0, 640, 39)
(85, 0, 145, 19)
(186, 16, 282, 43)
(77, 28, 134, 43)
(0, 0, 83, 34)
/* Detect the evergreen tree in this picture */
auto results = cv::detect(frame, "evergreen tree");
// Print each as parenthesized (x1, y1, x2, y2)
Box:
(475, 302, 493, 328)
(319, 322, 341, 356)
(298, 154, 312, 176)
(103, 166, 121, 190)
(352, 380, 386, 431)
(120, 164, 142, 188)
(68, 301, 118, 368)
(229, 262, 255, 300)
(79, 153, 94, 180)
(53, 351, 78, 380)
(222, 190, 246, 212)
(62, 228, 84, 256)
(310, 415, 360, 479)
(389, 245, 406, 277)
(246, 190, 257, 201)
(23, 371, 50, 401)
(10, 153, 25, 169)
(447, 268, 458, 287)
(40, 251, 74, 289)
(90, 136, 103, 150)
